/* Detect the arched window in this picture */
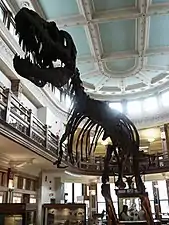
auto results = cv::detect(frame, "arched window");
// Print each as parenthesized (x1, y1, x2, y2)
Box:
(161, 91, 169, 107)
(143, 97, 158, 112)
(109, 102, 122, 112)
(64, 183, 72, 203)
(74, 183, 82, 202)
(127, 100, 141, 115)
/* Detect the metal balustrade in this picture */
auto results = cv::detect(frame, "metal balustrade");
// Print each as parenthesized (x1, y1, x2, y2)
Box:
(0, 87, 169, 175)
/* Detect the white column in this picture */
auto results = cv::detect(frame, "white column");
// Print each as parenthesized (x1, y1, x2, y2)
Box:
(160, 125, 169, 158)
(36, 171, 64, 225)
(41, 172, 64, 203)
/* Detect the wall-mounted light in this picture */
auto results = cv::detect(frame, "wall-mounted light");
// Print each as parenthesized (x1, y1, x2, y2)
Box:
(148, 138, 155, 143)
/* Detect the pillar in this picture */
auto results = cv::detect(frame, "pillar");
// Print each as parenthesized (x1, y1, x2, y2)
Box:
(36, 171, 64, 225)
(165, 179, 169, 205)
(160, 125, 169, 158)
(89, 183, 97, 219)
(152, 181, 161, 220)
(11, 79, 22, 99)
(41, 172, 64, 203)
(121, 99, 127, 114)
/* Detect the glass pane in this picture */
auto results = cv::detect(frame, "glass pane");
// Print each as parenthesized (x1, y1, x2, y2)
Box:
(161, 91, 169, 107)
(110, 183, 117, 202)
(109, 102, 122, 112)
(158, 180, 168, 199)
(150, 200, 155, 214)
(13, 196, 22, 203)
(98, 202, 106, 214)
(64, 182, 72, 203)
(85, 200, 89, 219)
(97, 183, 105, 202)
(127, 101, 141, 115)
(114, 202, 118, 215)
(0, 192, 3, 203)
(9, 21, 15, 35)
(65, 95, 71, 109)
(55, 88, 60, 100)
(30, 198, 36, 203)
(144, 181, 154, 200)
(143, 97, 158, 112)
(0, 7, 4, 22)
(74, 183, 82, 202)
(160, 200, 169, 214)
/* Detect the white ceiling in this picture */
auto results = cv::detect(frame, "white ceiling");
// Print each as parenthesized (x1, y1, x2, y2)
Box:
(0, 134, 97, 183)
(9, 0, 169, 101)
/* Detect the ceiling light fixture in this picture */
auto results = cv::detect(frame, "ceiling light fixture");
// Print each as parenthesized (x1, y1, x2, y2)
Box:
(148, 138, 155, 143)
(64, 171, 81, 177)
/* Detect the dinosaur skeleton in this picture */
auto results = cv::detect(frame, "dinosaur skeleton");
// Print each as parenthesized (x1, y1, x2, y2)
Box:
(13, 8, 154, 224)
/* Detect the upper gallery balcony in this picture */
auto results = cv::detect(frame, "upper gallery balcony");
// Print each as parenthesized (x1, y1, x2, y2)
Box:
(0, 85, 169, 176)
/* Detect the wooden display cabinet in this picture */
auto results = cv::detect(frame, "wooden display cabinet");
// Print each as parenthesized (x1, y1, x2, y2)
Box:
(43, 203, 86, 225)
(0, 203, 37, 225)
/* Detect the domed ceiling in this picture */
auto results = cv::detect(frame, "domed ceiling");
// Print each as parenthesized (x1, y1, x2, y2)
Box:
(17, 0, 169, 100)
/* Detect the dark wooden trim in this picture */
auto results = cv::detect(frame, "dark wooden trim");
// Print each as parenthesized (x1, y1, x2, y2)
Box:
(72, 183, 74, 203)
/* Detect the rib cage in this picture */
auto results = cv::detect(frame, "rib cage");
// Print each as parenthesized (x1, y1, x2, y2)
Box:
(59, 70, 140, 165)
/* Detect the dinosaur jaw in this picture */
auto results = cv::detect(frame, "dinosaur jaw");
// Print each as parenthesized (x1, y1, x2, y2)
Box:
(13, 54, 73, 88)
(13, 54, 44, 86)
(15, 7, 55, 68)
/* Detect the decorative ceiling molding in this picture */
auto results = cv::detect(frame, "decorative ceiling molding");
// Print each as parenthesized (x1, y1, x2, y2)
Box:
(11, 0, 169, 99)
(133, 111, 169, 130)
(9, 158, 35, 168)
(76, 0, 105, 75)
(144, 65, 169, 72)
(136, 71, 152, 85)
(29, 0, 46, 18)
(94, 77, 109, 91)
(5, 0, 20, 14)
(77, 47, 169, 65)
(49, 3, 169, 28)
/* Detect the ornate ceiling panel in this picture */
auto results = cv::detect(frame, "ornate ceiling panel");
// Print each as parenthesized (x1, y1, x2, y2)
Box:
(18, 0, 169, 100)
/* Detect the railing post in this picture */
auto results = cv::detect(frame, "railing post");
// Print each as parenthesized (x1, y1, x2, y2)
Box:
(4, 88, 11, 123)
(56, 134, 59, 156)
(45, 125, 48, 149)
(28, 109, 33, 138)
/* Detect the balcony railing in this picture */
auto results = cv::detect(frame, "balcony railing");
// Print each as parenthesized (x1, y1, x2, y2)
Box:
(0, 88, 59, 156)
(0, 87, 169, 175)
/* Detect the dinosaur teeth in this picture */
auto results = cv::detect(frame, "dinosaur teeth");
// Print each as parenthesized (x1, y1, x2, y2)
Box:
(19, 36, 22, 46)
(39, 43, 42, 53)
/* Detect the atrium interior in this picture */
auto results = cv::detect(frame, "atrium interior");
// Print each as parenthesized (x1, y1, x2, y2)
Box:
(1, 0, 169, 225)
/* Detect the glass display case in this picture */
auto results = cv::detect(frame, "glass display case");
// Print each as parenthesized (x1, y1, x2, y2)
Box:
(116, 189, 152, 225)
(0, 203, 37, 225)
(43, 203, 86, 225)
